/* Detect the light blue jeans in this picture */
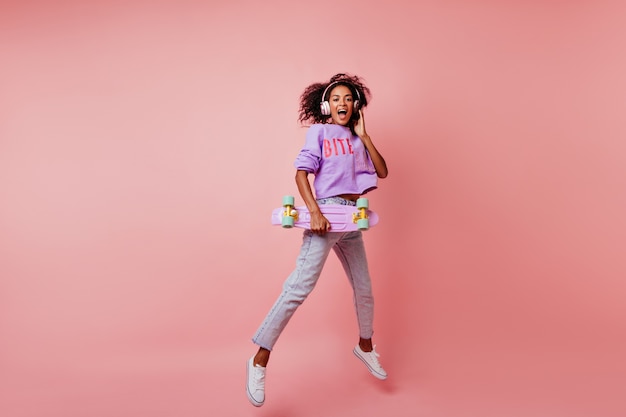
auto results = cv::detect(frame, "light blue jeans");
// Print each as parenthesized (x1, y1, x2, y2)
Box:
(252, 197, 374, 351)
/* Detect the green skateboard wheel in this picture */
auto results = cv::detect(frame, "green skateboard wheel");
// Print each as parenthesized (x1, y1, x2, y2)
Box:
(282, 215, 295, 228)
(282, 195, 295, 206)
(356, 198, 369, 209)
(357, 218, 369, 230)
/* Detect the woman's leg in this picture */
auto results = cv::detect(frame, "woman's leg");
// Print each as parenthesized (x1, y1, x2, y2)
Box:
(333, 231, 387, 379)
(332, 231, 375, 344)
(248, 230, 338, 406)
(252, 230, 339, 356)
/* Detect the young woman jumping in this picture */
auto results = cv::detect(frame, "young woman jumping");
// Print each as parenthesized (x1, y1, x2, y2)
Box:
(247, 73, 389, 407)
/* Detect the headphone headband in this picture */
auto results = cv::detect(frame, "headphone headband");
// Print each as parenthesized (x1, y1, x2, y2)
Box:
(321, 81, 361, 102)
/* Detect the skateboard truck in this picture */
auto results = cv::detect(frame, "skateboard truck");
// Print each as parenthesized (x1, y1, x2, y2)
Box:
(353, 198, 370, 230)
(281, 195, 298, 228)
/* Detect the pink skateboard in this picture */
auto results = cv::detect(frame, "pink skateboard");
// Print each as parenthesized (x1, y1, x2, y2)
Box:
(271, 196, 379, 231)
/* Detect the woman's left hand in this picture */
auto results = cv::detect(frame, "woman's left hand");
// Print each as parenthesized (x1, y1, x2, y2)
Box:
(352, 109, 388, 178)
(353, 110, 366, 138)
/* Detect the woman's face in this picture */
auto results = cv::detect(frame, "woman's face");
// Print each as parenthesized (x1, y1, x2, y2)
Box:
(328, 85, 355, 126)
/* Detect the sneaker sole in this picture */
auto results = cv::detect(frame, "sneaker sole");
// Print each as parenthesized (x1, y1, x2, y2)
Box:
(353, 348, 388, 380)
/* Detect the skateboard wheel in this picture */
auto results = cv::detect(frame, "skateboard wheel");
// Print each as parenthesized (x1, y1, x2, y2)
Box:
(282, 215, 295, 228)
(357, 218, 369, 230)
(282, 195, 295, 206)
(356, 198, 369, 209)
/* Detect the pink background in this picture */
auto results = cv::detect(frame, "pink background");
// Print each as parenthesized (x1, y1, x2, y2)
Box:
(1, 1, 625, 416)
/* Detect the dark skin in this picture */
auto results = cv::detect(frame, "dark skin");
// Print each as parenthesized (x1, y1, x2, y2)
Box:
(253, 86, 388, 367)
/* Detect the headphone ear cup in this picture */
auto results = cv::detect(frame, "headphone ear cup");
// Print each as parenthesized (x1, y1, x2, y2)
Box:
(353, 100, 360, 112)
(320, 101, 331, 116)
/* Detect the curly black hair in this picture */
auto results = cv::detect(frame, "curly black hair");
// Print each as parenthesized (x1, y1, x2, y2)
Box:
(297, 73, 371, 126)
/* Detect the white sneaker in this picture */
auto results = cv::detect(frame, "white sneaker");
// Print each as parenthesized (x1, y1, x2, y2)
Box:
(353, 345, 388, 380)
(246, 357, 266, 407)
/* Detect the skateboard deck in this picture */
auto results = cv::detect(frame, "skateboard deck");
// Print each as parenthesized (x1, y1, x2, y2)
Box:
(271, 196, 378, 231)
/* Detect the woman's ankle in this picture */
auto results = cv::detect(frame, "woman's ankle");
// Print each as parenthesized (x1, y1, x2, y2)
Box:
(359, 338, 373, 352)
(254, 347, 271, 367)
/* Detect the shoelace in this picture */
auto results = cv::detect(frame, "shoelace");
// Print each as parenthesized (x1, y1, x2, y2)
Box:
(251, 365, 266, 389)
(365, 346, 383, 370)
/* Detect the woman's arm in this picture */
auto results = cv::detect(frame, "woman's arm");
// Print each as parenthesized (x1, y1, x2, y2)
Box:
(295, 170, 331, 234)
(354, 110, 388, 178)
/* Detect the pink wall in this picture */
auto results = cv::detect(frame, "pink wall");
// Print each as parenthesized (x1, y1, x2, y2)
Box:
(1, 1, 624, 416)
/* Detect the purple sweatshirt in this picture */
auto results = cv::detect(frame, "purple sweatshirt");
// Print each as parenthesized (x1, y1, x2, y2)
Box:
(294, 124, 378, 199)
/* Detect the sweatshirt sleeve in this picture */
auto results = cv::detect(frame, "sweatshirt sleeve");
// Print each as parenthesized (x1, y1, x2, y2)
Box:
(293, 125, 323, 174)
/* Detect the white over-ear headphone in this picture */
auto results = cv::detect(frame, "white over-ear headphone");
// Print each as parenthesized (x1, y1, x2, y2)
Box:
(320, 81, 361, 116)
